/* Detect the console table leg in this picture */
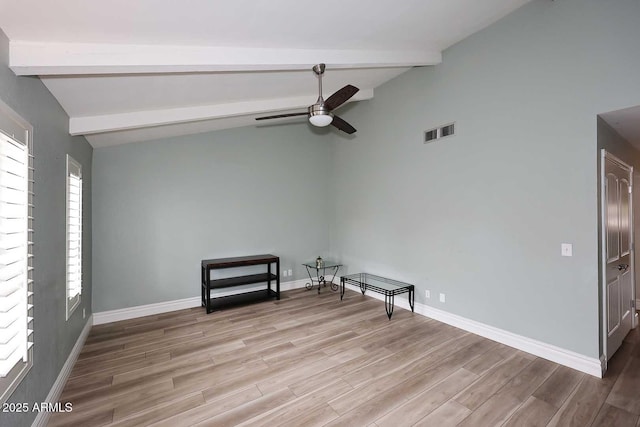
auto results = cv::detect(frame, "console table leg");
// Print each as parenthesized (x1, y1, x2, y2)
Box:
(201, 265, 205, 307)
(275, 259, 280, 300)
(340, 278, 345, 300)
(206, 267, 212, 314)
(409, 288, 415, 312)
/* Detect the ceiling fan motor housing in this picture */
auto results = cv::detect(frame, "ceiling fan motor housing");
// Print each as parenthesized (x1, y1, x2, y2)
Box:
(308, 103, 333, 127)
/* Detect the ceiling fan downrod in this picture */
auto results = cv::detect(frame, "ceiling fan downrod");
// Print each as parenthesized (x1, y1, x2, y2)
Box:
(309, 63, 333, 126)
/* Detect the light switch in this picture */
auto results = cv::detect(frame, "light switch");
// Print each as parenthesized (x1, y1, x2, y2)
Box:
(561, 243, 573, 257)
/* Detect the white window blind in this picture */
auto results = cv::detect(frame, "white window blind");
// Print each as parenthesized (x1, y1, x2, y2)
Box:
(0, 131, 33, 384)
(66, 155, 82, 319)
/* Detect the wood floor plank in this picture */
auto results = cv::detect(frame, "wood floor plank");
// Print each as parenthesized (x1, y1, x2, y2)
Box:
(413, 400, 471, 427)
(606, 354, 640, 415)
(453, 354, 532, 410)
(288, 346, 393, 397)
(256, 353, 334, 395)
(111, 351, 215, 385)
(110, 393, 205, 427)
(175, 357, 269, 395)
(375, 368, 478, 427)
(148, 386, 263, 427)
(546, 376, 611, 427)
(591, 403, 639, 427)
(462, 343, 514, 375)
(237, 379, 352, 427)
(48, 407, 113, 427)
(458, 393, 521, 426)
(532, 365, 584, 408)
(282, 403, 340, 427)
(191, 388, 296, 427)
(502, 396, 557, 427)
(495, 357, 557, 402)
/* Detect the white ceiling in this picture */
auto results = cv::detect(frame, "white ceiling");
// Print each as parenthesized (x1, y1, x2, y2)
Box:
(0, 0, 531, 147)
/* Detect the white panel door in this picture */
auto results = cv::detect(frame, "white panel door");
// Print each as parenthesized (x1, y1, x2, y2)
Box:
(603, 153, 634, 360)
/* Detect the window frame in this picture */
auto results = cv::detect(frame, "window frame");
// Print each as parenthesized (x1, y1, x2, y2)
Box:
(65, 155, 82, 320)
(0, 99, 34, 405)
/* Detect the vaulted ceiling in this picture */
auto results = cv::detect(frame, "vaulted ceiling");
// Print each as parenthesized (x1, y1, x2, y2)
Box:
(0, 0, 531, 147)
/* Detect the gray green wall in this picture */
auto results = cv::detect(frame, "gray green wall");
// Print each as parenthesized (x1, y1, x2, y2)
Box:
(0, 30, 92, 427)
(92, 124, 331, 312)
(329, 0, 640, 359)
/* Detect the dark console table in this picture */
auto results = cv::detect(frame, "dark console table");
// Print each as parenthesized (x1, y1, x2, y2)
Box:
(341, 273, 414, 319)
(201, 254, 280, 314)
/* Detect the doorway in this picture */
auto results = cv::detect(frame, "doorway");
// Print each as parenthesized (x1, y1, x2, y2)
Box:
(600, 150, 636, 364)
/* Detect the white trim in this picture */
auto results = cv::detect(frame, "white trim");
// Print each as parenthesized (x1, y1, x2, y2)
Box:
(93, 279, 308, 325)
(601, 148, 608, 363)
(343, 283, 603, 378)
(93, 296, 202, 325)
(32, 317, 93, 427)
(10, 41, 442, 76)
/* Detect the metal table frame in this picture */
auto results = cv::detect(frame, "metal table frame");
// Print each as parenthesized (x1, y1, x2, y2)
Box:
(302, 261, 342, 294)
(341, 273, 414, 319)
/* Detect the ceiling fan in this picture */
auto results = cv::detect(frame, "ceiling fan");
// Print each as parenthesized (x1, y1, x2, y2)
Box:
(255, 63, 359, 134)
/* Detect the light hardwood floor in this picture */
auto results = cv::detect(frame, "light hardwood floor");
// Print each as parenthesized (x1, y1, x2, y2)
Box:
(49, 288, 640, 426)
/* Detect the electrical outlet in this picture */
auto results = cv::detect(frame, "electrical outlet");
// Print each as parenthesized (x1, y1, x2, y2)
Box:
(439, 293, 446, 303)
(425, 290, 431, 299)
(561, 243, 573, 257)
(287, 269, 292, 276)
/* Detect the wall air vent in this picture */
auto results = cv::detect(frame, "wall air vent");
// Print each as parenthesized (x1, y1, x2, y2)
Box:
(424, 122, 456, 144)
(424, 129, 438, 143)
(440, 123, 455, 137)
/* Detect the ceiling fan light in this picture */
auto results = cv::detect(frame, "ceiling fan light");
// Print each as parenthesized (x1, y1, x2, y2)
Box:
(309, 113, 333, 127)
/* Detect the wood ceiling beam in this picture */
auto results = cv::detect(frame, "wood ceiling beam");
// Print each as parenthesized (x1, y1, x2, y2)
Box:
(9, 41, 441, 76)
(68, 89, 374, 135)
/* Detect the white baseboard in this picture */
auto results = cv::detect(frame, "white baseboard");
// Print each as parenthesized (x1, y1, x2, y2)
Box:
(93, 296, 201, 325)
(32, 317, 93, 427)
(343, 283, 603, 378)
(93, 279, 308, 325)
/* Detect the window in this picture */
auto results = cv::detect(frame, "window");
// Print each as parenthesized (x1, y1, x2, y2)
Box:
(66, 156, 82, 319)
(0, 124, 33, 404)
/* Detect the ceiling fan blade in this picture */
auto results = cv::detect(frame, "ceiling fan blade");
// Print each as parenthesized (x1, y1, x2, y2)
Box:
(255, 112, 308, 121)
(331, 115, 356, 134)
(324, 85, 359, 111)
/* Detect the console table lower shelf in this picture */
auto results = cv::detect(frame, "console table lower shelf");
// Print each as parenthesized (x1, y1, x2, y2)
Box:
(340, 273, 414, 319)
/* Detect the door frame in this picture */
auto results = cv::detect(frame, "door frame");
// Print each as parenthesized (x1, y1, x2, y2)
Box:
(600, 149, 637, 368)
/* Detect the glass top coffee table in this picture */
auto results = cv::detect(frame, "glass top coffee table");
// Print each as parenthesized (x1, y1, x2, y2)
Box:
(340, 273, 415, 319)
(302, 260, 342, 294)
